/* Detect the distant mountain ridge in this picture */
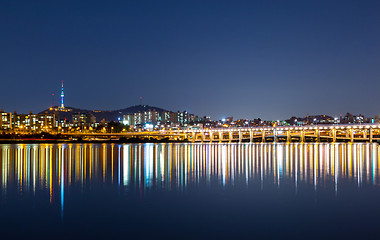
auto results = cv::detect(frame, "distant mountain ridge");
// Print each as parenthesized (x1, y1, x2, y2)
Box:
(40, 105, 169, 122)
(114, 105, 167, 114)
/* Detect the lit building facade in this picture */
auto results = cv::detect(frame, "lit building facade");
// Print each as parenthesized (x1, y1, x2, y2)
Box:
(134, 112, 142, 125)
(72, 112, 96, 127)
(123, 114, 134, 126)
(0, 110, 12, 130)
(0, 110, 56, 132)
(176, 111, 190, 126)
(143, 110, 160, 125)
(21, 112, 56, 131)
(121, 110, 195, 129)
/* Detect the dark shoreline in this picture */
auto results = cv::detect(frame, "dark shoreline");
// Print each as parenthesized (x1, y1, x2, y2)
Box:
(0, 133, 189, 144)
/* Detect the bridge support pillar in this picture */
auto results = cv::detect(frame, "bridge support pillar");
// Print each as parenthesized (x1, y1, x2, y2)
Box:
(273, 129, 277, 142)
(261, 130, 265, 142)
(301, 130, 305, 142)
(286, 130, 290, 142)
(201, 132, 204, 143)
(250, 130, 253, 143)
(370, 128, 373, 143)
(316, 129, 320, 142)
(332, 129, 336, 142)
(192, 132, 196, 142)
(239, 131, 242, 142)
(350, 128, 354, 142)
(219, 131, 222, 143)
(229, 131, 233, 143)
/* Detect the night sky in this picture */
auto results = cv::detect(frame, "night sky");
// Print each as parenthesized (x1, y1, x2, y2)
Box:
(1, 0, 380, 120)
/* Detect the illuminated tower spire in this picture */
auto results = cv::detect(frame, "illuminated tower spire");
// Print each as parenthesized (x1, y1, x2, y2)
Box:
(61, 80, 64, 109)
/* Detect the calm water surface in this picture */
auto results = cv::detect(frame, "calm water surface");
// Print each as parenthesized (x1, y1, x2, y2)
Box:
(1, 143, 380, 239)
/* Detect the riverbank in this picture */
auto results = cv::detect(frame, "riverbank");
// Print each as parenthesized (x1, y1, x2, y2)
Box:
(0, 133, 188, 144)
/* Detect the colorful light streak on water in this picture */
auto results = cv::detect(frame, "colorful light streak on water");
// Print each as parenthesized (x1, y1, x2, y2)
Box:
(1, 143, 380, 200)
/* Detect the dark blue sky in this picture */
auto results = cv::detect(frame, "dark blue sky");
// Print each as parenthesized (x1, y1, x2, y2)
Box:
(1, 0, 379, 120)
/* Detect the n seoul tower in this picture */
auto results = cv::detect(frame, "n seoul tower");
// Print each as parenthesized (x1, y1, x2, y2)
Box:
(60, 80, 65, 109)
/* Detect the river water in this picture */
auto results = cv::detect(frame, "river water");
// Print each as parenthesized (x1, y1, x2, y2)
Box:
(1, 143, 380, 239)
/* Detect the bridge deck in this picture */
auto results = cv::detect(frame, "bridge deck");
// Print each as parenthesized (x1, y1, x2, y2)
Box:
(61, 124, 380, 143)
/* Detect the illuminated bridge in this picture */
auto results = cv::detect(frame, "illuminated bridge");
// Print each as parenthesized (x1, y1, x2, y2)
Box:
(63, 124, 380, 143)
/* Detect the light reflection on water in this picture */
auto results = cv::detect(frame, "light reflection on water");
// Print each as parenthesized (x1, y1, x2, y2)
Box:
(2, 142, 380, 238)
(1, 143, 380, 198)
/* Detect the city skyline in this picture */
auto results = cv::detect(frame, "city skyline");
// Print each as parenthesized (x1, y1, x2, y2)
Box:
(1, 1, 380, 120)
(1, 79, 379, 122)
